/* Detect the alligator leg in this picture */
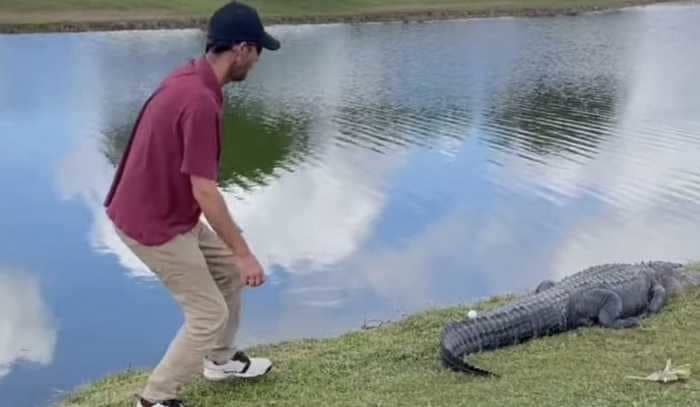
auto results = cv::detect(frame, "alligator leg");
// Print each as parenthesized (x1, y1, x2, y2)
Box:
(646, 281, 667, 315)
(575, 288, 641, 329)
(596, 289, 642, 329)
(636, 281, 668, 320)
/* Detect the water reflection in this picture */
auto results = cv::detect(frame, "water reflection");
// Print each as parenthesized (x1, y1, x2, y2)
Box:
(220, 143, 397, 275)
(0, 268, 57, 380)
(483, 77, 618, 163)
(58, 131, 153, 277)
(546, 5, 700, 276)
(102, 100, 315, 190)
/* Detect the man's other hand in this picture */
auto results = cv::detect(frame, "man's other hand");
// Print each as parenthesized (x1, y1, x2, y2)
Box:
(236, 252, 266, 287)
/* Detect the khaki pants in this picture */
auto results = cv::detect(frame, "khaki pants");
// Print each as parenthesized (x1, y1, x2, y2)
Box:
(116, 222, 244, 401)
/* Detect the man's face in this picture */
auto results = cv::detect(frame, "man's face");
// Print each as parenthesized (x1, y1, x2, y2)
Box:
(228, 42, 261, 82)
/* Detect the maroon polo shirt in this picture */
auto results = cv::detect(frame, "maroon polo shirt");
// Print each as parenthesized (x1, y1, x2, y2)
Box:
(104, 57, 223, 246)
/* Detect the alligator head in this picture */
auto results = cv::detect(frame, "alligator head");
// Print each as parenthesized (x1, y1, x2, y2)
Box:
(646, 261, 700, 295)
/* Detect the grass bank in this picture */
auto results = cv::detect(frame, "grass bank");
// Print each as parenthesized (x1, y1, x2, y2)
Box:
(0, 0, 682, 33)
(60, 263, 700, 407)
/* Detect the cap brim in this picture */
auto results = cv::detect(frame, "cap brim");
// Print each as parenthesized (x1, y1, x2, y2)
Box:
(260, 31, 280, 51)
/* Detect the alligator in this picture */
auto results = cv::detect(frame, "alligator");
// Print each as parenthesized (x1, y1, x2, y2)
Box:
(440, 261, 700, 376)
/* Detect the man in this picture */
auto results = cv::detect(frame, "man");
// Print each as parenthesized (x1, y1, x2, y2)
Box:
(103, 2, 281, 407)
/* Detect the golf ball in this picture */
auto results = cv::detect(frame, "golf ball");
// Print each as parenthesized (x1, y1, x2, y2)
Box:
(467, 310, 478, 319)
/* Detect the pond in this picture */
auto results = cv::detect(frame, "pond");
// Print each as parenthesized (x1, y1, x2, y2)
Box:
(1, 3, 699, 406)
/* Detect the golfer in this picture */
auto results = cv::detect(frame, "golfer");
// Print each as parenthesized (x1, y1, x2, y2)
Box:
(104, 2, 281, 406)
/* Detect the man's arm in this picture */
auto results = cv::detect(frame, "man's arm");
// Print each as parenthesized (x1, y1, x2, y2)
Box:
(179, 96, 264, 287)
(191, 175, 250, 256)
(191, 175, 264, 287)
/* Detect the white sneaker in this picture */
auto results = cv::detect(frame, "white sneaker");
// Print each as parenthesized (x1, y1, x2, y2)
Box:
(203, 351, 272, 381)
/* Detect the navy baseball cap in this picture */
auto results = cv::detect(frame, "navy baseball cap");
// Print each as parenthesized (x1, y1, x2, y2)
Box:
(207, 1, 280, 51)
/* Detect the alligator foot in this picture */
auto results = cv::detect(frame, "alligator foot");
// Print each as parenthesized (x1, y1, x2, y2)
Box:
(604, 316, 641, 329)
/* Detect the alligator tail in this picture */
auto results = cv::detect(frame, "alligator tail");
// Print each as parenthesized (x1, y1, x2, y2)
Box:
(439, 296, 565, 377)
(439, 320, 498, 377)
(440, 342, 497, 377)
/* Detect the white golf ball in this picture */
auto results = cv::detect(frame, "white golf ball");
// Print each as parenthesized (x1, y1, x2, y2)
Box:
(467, 310, 478, 319)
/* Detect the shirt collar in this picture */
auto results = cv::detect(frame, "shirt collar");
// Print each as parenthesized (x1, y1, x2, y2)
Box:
(195, 56, 223, 107)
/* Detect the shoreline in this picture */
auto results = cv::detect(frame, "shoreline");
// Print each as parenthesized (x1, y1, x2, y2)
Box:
(0, 0, 684, 34)
(58, 262, 700, 406)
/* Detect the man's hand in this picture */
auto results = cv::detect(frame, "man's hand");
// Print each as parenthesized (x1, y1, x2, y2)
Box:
(236, 253, 266, 287)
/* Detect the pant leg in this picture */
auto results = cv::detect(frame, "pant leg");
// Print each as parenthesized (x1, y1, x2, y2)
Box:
(115, 224, 229, 401)
(197, 222, 245, 363)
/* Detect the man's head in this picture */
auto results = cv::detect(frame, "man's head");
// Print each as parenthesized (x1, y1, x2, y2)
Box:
(205, 2, 280, 83)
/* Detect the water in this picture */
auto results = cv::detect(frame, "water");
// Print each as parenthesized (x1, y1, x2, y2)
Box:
(2, 3, 700, 406)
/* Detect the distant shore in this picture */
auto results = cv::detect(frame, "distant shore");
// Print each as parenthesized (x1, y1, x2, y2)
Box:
(0, 0, 686, 34)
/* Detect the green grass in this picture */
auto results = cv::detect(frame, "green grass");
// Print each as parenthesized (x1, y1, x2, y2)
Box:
(60, 264, 700, 407)
(0, 0, 675, 28)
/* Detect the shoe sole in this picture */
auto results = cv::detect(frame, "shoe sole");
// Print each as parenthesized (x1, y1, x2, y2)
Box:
(203, 364, 272, 381)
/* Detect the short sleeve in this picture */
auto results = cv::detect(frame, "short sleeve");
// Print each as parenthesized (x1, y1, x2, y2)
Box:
(180, 96, 220, 180)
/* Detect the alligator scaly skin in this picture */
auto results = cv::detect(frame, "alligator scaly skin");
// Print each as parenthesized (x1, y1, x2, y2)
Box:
(439, 262, 689, 376)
